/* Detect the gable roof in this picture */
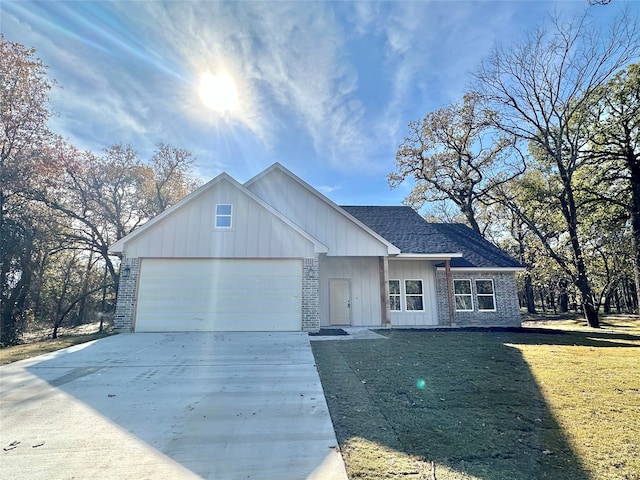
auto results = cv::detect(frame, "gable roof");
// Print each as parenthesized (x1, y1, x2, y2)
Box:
(341, 206, 524, 269)
(109, 172, 328, 254)
(245, 163, 401, 256)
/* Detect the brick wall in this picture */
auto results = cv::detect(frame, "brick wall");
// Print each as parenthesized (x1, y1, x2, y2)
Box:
(113, 257, 139, 332)
(435, 270, 521, 327)
(302, 257, 320, 332)
(115, 256, 320, 333)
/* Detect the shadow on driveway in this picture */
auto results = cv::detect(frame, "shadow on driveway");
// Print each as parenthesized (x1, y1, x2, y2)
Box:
(1, 332, 347, 480)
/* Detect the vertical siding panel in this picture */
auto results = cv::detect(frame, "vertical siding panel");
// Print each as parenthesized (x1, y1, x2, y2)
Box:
(199, 194, 211, 257)
(257, 212, 270, 257)
(388, 260, 437, 327)
(233, 197, 245, 257)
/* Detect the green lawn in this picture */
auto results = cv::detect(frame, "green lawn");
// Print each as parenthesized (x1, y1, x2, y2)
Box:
(312, 322, 640, 480)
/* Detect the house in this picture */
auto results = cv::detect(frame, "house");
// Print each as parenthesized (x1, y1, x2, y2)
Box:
(109, 163, 524, 333)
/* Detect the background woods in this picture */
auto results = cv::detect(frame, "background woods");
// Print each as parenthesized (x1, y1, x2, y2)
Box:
(2, 8, 639, 346)
(0, 37, 198, 346)
(391, 10, 640, 325)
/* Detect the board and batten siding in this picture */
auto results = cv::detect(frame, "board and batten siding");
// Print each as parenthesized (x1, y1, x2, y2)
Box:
(388, 260, 438, 326)
(319, 257, 382, 327)
(247, 168, 389, 257)
(121, 178, 317, 258)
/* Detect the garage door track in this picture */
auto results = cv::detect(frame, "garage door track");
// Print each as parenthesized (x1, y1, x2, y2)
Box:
(0, 332, 348, 479)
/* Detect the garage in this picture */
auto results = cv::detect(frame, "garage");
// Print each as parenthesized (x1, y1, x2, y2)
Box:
(134, 258, 302, 332)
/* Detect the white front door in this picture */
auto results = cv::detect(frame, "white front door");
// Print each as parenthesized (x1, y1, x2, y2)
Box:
(329, 279, 351, 325)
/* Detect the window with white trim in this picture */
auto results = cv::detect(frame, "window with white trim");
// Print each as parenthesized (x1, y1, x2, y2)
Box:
(405, 279, 424, 311)
(389, 280, 401, 311)
(475, 279, 496, 311)
(215, 204, 232, 228)
(454, 279, 473, 311)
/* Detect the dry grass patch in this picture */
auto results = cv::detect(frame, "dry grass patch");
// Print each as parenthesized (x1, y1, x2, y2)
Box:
(0, 330, 114, 366)
(312, 321, 640, 480)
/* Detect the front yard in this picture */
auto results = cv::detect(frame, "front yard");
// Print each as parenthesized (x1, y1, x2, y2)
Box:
(312, 320, 640, 480)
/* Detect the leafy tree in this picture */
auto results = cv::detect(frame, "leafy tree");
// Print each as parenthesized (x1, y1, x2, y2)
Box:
(586, 63, 640, 313)
(389, 93, 522, 235)
(474, 10, 640, 327)
(0, 36, 55, 345)
(34, 142, 198, 287)
(1, 38, 199, 345)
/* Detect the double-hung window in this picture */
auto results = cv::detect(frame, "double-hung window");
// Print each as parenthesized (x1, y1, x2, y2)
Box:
(454, 279, 473, 311)
(475, 279, 496, 311)
(389, 280, 401, 311)
(388, 279, 424, 311)
(405, 280, 424, 311)
(215, 204, 232, 228)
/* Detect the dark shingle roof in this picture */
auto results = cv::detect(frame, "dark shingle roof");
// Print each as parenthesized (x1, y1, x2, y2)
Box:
(342, 206, 523, 269)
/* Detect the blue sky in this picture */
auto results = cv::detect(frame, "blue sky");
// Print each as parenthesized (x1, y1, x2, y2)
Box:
(2, 1, 636, 207)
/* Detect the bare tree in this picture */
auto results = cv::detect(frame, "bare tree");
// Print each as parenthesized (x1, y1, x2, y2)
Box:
(389, 93, 523, 235)
(474, 10, 640, 327)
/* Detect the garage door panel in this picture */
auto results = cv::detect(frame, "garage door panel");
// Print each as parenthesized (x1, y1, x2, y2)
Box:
(135, 259, 302, 332)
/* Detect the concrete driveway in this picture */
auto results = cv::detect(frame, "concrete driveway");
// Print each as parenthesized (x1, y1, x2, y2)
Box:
(0, 332, 348, 480)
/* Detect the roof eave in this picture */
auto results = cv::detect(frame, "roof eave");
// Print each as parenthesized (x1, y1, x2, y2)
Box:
(394, 253, 464, 260)
(435, 266, 526, 272)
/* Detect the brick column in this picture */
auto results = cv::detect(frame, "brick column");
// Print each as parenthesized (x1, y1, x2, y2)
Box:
(113, 257, 139, 332)
(301, 257, 320, 332)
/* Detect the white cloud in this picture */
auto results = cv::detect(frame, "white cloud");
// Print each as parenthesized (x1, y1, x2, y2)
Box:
(129, 1, 374, 171)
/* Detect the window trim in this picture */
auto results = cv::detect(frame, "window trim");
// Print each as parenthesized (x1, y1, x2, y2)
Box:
(453, 279, 474, 312)
(475, 279, 496, 312)
(404, 279, 425, 311)
(215, 204, 233, 228)
(389, 279, 401, 312)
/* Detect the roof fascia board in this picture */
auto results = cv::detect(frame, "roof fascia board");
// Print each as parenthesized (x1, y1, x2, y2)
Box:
(435, 267, 526, 272)
(245, 163, 401, 255)
(394, 253, 464, 260)
(109, 173, 232, 253)
(110, 171, 328, 254)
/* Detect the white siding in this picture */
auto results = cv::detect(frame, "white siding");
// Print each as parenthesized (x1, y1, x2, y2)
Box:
(122, 178, 317, 258)
(320, 257, 382, 327)
(247, 168, 389, 257)
(388, 260, 438, 326)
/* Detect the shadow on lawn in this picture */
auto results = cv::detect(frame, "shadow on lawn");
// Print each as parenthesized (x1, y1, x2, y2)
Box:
(312, 327, 638, 480)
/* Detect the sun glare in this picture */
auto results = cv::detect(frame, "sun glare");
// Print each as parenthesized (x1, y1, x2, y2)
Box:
(199, 72, 239, 113)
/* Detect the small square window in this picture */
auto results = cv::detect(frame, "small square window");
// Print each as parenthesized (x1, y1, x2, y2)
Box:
(215, 204, 232, 228)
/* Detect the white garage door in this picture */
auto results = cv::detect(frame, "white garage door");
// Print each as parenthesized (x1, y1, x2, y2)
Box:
(135, 258, 302, 332)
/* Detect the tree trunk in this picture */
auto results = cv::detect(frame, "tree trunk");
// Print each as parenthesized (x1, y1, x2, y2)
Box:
(76, 251, 94, 326)
(524, 273, 537, 314)
(558, 158, 600, 328)
(627, 147, 640, 315)
(558, 278, 569, 313)
(539, 288, 546, 312)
